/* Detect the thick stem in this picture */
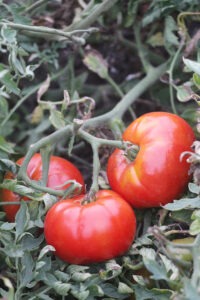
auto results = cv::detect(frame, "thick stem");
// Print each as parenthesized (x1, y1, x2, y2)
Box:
(90, 143, 101, 193)
(83, 62, 169, 129)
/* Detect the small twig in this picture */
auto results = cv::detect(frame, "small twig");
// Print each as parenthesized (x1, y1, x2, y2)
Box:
(134, 24, 152, 73)
(24, 0, 49, 14)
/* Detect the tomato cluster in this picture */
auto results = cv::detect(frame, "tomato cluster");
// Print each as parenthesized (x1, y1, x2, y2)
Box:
(0, 112, 195, 264)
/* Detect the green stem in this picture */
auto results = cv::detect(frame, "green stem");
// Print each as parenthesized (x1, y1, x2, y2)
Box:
(168, 42, 184, 114)
(83, 61, 169, 129)
(0, 22, 97, 43)
(90, 144, 100, 193)
(65, 0, 118, 31)
(40, 147, 52, 187)
(24, 0, 49, 14)
(105, 75, 124, 98)
(134, 24, 152, 72)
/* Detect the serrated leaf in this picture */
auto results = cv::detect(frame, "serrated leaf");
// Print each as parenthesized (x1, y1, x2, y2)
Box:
(189, 183, 200, 194)
(134, 286, 172, 300)
(176, 84, 193, 102)
(15, 201, 30, 238)
(0, 158, 17, 173)
(20, 251, 34, 287)
(0, 222, 15, 230)
(193, 73, 200, 89)
(1, 26, 16, 43)
(139, 248, 168, 281)
(71, 272, 92, 282)
(147, 32, 164, 47)
(52, 281, 71, 296)
(164, 197, 200, 211)
(37, 75, 51, 102)
(21, 234, 44, 251)
(190, 218, 200, 235)
(0, 136, 15, 154)
(83, 50, 108, 79)
(71, 289, 90, 300)
(38, 245, 55, 260)
(118, 282, 133, 294)
(49, 110, 65, 129)
(183, 278, 200, 300)
(164, 16, 179, 48)
(183, 57, 200, 76)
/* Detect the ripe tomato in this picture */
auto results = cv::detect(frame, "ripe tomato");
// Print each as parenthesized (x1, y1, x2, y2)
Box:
(107, 112, 195, 208)
(44, 190, 136, 264)
(1, 153, 85, 222)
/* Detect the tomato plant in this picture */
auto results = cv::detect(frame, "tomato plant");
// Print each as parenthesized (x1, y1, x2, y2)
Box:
(1, 153, 85, 221)
(107, 112, 195, 208)
(44, 190, 136, 264)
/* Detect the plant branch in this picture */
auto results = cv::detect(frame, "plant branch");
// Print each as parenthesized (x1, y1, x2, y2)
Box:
(168, 42, 184, 114)
(0, 22, 97, 43)
(83, 61, 169, 129)
(24, 0, 49, 14)
(65, 0, 118, 31)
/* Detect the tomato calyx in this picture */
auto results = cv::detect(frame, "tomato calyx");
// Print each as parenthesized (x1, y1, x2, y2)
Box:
(124, 144, 139, 162)
(81, 189, 97, 205)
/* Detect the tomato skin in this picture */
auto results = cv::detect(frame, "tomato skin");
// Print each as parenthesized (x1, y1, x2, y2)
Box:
(107, 112, 195, 208)
(44, 190, 136, 264)
(1, 153, 85, 222)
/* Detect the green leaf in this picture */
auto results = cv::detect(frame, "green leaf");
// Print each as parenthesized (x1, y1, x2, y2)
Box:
(0, 64, 20, 95)
(19, 251, 34, 287)
(164, 16, 179, 54)
(183, 57, 200, 76)
(0, 136, 15, 154)
(1, 26, 16, 43)
(15, 201, 30, 238)
(189, 183, 200, 194)
(118, 282, 133, 294)
(21, 234, 44, 251)
(139, 248, 168, 281)
(49, 110, 65, 129)
(71, 289, 90, 300)
(52, 281, 71, 296)
(176, 84, 193, 102)
(83, 50, 108, 79)
(134, 286, 173, 300)
(193, 73, 200, 89)
(164, 197, 200, 211)
(183, 278, 200, 300)
(38, 245, 55, 260)
(0, 158, 17, 173)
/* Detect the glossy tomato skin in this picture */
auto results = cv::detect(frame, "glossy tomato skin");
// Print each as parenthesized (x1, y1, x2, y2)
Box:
(1, 153, 85, 222)
(107, 112, 195, 208)
(44, 190, 136, 264)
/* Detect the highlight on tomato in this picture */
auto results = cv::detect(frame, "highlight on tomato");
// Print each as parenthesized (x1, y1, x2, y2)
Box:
(44, 190, 136, 264)
(107, 111, 195, 208)
(1, 153, 85, 222)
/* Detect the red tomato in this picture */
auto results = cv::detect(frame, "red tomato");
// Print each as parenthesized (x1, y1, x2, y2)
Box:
(1, 153, 85, 222)
(44, 190, 136, 264)
(107, 112, 195, 208)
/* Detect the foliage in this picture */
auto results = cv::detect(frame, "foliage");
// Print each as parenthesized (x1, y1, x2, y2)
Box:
(0, 0, 200, 299)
